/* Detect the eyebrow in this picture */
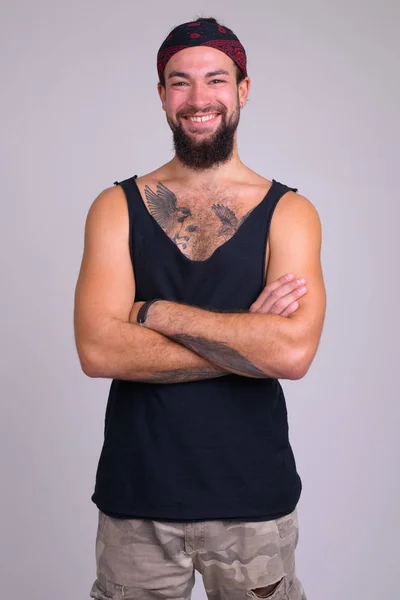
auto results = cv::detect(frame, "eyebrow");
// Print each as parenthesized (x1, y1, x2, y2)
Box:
(168, 69, 230, 79)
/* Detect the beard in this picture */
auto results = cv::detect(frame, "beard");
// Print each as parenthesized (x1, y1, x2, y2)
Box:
(167, 101, 241, 171)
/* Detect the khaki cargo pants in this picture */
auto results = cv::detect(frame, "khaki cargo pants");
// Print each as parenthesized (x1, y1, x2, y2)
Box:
(89, 507, 307, 599)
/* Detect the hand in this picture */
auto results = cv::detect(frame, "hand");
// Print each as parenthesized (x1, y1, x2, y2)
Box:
(249, 273, 307, 316)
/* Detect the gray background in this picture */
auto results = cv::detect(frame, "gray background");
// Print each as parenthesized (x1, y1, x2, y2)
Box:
(1, 0, 399, 598)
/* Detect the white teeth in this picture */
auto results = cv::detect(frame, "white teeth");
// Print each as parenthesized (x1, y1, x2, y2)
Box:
(188, 114, 217, 122)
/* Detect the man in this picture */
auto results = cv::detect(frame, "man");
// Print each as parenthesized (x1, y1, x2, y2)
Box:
(74, 16, 326, 600)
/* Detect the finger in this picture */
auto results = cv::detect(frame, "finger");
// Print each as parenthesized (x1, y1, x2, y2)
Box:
(255, 278, 307, 314)
(251, 274, 306, 312)
(268, 286, 307, 314)
(257, 285, 307, 315)
(280, 301, 299, 317)
(250, 273, 297, 311)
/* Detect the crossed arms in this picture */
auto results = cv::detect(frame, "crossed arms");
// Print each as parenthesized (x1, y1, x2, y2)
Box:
(74, 185, 326, 383)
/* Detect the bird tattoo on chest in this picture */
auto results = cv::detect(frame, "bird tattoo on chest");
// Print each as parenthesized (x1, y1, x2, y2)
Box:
(144, 182, 253, 256)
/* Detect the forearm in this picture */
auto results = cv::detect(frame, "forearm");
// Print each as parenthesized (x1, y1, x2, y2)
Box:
(142, 301, 304, 379)
(80, 318, 229, 383)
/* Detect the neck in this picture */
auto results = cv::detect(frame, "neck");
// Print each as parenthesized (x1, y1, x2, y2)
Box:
(169, 142, 246, 186)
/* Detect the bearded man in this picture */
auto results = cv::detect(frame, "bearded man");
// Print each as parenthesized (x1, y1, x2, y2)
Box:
(74, 16, 326, 600)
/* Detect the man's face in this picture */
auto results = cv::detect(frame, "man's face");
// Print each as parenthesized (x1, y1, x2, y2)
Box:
(158, 47, 249, 170)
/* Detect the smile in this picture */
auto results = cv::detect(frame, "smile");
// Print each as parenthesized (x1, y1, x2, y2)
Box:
(184, 113, 219, 123)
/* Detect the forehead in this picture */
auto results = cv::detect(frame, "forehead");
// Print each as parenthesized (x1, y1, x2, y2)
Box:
(165, 46, 235, 77)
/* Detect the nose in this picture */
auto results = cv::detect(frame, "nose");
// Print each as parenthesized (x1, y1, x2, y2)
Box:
(187, 82, 213, 111)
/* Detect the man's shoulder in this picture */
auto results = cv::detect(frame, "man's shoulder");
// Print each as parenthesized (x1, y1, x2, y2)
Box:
(247, 168, 300, 197)
(247, 170, 322, 247)
(270, 185, 322, 240)
(86, 182, 128, 225)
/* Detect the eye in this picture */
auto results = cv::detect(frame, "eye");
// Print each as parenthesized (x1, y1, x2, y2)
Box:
(171, 81, 189, 87)
(210, 79, 225, 84)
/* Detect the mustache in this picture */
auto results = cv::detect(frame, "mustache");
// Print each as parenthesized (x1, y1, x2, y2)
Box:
(176, 106, 227, 118)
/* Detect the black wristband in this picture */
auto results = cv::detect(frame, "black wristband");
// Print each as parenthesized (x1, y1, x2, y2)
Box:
(136, 299, 162, 325)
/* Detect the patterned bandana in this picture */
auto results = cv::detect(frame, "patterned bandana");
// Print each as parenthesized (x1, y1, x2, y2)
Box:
(157, 19, 247, 82)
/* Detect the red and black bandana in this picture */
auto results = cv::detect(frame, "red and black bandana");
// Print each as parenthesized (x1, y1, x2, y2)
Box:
(157, 19, 247, 82)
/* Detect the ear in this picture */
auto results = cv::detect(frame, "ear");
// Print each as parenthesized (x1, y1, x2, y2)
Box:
(238, 77, 251, 108)
(158, 83, 166, 111)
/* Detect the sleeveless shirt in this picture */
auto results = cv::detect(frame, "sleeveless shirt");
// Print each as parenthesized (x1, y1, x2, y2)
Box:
(91, 175, 302, 522)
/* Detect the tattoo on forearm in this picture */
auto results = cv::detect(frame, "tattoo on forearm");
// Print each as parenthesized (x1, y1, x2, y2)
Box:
(139, 367, 228, 384)
(168, 334, 266, 378)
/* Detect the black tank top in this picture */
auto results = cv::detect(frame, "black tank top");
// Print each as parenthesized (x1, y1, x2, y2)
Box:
(91, 175, 302, 522)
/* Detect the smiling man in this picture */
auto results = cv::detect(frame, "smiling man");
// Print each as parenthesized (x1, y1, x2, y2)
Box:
(74, 16, 326, 600)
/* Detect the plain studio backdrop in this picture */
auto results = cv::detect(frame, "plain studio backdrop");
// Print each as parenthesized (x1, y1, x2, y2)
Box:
(1, 0, 399, 598)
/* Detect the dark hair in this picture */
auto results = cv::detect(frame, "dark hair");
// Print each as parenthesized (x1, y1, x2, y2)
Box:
(158, 16, 246, 87)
